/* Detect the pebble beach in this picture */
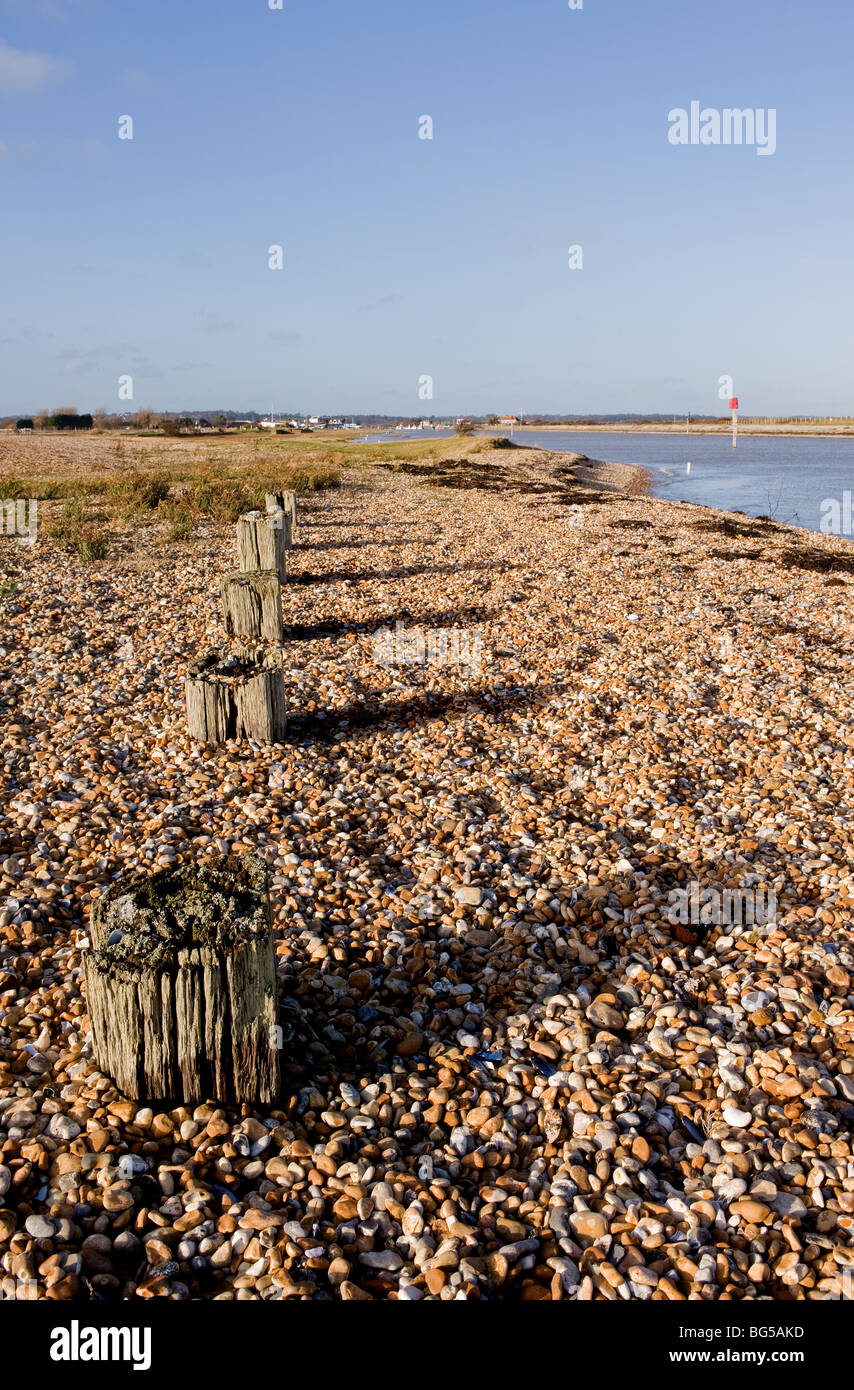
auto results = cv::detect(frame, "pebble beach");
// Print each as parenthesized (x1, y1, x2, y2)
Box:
(1, 436, 854, 1302)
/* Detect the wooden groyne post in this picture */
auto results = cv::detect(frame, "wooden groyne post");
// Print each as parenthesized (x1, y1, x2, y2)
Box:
(186, 647, 287, 744)
(220, 569, 284, 642)
(265, 490, 297, 544)
(84, 857, 280, 1105)
(237, 510, 288, 584)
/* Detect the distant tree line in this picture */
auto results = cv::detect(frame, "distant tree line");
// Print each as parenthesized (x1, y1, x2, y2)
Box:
(48, 413, 94, 431)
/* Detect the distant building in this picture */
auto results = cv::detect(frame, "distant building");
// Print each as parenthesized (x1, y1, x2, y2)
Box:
(499, 415, 518, 426)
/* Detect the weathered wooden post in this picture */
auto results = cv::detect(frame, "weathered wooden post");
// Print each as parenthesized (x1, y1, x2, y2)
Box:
(265, 489, 296, 523)
(264, 493, 294, 548)
(185, 647, 287, 744)
(237, 510, 287, 581)
(84, 856, 280, 1105)
(220, 569, 283, 642)
(274, 506, 293, 551)
(265, 490, 296, 543)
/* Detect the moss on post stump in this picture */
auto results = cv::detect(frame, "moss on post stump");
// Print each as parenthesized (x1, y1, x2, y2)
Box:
(83, 856, 280, 1105)
(185, 647, 287, 744)
(237, 510, 287, 579)
(220, 570, 283, 642)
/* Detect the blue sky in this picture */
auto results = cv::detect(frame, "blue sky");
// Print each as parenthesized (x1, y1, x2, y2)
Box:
(1, 0, 852, 417)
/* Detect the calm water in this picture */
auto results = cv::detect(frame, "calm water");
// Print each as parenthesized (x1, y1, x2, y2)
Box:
(360, 431, 456, 442)
(362, 430, 854, 534)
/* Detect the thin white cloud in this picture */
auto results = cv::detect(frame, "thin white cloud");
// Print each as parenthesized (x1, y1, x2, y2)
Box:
(0, 38, 68, 92)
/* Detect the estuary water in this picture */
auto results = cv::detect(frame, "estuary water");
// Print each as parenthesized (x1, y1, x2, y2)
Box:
(361, 430, 854, 535)
(493, 430, 854, 535)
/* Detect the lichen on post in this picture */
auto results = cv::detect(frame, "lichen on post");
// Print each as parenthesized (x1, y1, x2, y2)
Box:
(185, 646, 287, 744)
(83, 856, 280, 1105)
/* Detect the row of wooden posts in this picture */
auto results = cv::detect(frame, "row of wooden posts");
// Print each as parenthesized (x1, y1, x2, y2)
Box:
(84, 498, 301, 1105)
(185, 491, 297, 746)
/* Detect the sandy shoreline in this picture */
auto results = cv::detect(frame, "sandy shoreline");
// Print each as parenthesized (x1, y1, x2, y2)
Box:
(572, 454, 655, 497)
